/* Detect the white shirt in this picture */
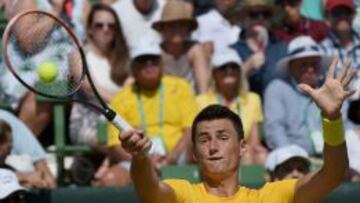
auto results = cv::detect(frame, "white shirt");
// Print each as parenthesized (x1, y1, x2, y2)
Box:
(86, 51, 120, 95)
(192, 9, 241, 49)
(346, 128, 360, 173)
(112, 0, 165, 48)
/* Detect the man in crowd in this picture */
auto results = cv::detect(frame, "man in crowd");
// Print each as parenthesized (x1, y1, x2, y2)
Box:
(119, 53, 355, 202)
(264, 36, 332, 155)
(96, 37, 198, 186)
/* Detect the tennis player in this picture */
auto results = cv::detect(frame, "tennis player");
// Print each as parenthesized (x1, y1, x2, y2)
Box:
(119, 57, 355, 203)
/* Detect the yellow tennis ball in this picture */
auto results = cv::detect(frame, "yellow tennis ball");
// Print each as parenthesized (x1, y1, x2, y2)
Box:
(37, 62, 59, 83)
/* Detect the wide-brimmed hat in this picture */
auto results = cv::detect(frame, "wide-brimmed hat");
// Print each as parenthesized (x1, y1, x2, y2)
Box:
(265, 145, 310, 171)
(212, 47, 243, 70)
(0, 169, 25, 199)
(152, 0, 197, 32)
(277, 36, 332, 72)
(239, 0, 275, 14)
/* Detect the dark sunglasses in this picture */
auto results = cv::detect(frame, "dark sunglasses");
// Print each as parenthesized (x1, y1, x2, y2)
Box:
(248, 10, 272, 19)
(330, 6, 354, 18)
(216, 63, 241, 72)
(93, 22, 116, 30)
(133, 55, 161, 66)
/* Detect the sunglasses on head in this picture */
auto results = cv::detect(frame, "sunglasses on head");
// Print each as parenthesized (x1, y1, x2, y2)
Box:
(248, 10, 272, 19)
(93, 22, 116, 30)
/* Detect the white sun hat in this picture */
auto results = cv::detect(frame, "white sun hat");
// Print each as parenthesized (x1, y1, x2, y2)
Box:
(265, 145, 310, 171)
(129, 37, 161, 60)
(0, 168, 25, 199)
(212, 47, 243, 70)
(277, 36, 332, 72)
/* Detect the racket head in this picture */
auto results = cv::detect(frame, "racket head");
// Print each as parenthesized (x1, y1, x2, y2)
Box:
(2, 10, 85, 99)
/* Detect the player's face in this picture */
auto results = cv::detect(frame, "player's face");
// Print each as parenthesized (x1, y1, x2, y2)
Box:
(194, 119, 245, 180)
(132, 55, 162, 90)
(89, 10, 116, 48)
(289, 56, 322, 88)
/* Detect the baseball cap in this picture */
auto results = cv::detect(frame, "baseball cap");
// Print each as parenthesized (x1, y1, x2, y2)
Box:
(0, 168, 25, 199)
(325, 0, 355, 12)
(265, 145, 310, 171)
(129, 37, 161, 60)
(211, 47, 243, 70)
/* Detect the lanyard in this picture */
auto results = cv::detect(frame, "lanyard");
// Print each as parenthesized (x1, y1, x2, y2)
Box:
(136, 83, 164, 137)
(216, 93, 241, 115)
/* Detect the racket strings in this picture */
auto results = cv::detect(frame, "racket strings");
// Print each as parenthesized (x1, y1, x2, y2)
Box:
(4, 12, 84, 98)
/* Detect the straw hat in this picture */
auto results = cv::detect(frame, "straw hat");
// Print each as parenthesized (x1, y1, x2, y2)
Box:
(239, 0, 275, 14)
(152, 0, 197, 32)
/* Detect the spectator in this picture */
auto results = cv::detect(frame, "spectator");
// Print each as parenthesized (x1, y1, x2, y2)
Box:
(346, 99, 360, 181)
(153, 0, 209, 94)
(265, 145, 310, 181)
(112, 0, 166, 48)
(70, 3, 130, 146)
(197, 47, 267, 164)
(232, 0, 287, 96)
(192, 0, 242, 55)
(319, 0, 360, 98)
(0, 168, 25, 203)
(264, 36, 332, 155)
(0, 112, 56, 189)
(96, 37, 198, 186)
(273, 0, 330, 42)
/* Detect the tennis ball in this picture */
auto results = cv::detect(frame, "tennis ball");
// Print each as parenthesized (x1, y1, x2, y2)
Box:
(37, 62, 59, 83)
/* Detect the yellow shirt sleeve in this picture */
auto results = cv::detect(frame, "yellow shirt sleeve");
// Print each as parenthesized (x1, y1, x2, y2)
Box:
(259, 179, 298, 203)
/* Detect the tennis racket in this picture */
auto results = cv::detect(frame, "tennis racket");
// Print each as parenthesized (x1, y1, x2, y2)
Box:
(2, 10, 132, 132)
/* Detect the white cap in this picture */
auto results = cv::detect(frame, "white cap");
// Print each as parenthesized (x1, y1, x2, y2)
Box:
(265, 145, 310, 171)
(212, 47, 243, 70)
(277, 36, 332, 72)
(0, 169, 25, 199)
(129, 37, 161, 59)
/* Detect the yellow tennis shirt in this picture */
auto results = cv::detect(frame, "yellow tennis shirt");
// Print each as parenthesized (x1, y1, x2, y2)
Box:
(107, 76, 197, 153)
(163, 179, 297, 203)
(196, 91, 263, 139)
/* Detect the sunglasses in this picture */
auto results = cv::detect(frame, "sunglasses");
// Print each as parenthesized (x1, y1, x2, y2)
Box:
(133, 55, 161, 66)
(248, 10, 272, 19)
(330, 6, 354, 18)
(93, 22, 116, 30)
(216, 63, 241, 72)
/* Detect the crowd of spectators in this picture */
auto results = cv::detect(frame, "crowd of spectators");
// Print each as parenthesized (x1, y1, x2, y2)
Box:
(0, 0, 359, 196)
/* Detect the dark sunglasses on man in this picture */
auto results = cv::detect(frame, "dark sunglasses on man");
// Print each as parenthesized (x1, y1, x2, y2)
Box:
(248, 10, 272, 19)
(133, 55, 161, 66)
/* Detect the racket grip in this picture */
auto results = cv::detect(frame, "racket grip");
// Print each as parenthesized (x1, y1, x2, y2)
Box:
(111, 115, 133, 131)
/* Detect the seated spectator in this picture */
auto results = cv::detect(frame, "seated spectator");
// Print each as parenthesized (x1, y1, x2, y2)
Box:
(346, 98, 360, 182)
(152, 0, 209, 93)
(96, 37, 198, 186)
(273, 0, 330, 42)
(264, 36, 332, 155)
(192, 0, 241, 55)
(319, 0, 360, 98)
(0, 112, 56, 189)
(112, 0, 166, 48)
(0, 168, 25, 203)
(232, 0, 287, 97)
(265, 145, 310, 181)
(70, 3, 130, 146)
(197, 47, 267, 164)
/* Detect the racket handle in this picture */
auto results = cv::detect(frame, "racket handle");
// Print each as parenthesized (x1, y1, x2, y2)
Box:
(111, 115, 133, 131)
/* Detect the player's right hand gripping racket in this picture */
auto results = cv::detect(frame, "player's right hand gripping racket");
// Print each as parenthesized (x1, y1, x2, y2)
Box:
(2, 10, 133, 132)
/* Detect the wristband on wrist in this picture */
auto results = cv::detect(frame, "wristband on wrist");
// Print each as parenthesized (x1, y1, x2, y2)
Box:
(322, 117, 345, 146)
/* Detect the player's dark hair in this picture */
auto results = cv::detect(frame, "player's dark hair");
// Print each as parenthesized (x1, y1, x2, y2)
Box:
(191, 105, 244, 144)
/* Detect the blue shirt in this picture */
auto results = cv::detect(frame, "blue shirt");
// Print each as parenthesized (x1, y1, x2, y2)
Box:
(232, 34, 287, 96)
(0, 110, 46, 163)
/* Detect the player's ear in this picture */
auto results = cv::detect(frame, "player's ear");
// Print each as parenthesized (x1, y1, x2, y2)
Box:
(239, 139, 247, 158)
